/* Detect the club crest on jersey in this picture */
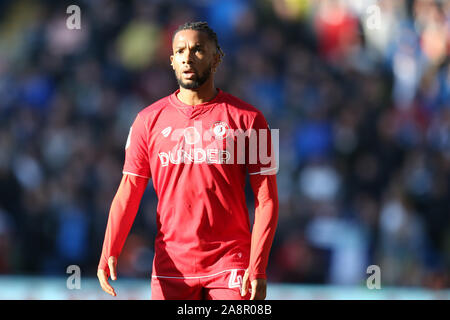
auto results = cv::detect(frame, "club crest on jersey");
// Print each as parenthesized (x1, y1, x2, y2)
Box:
(211, 121, 229, 140)
(183, 126, 200, 145)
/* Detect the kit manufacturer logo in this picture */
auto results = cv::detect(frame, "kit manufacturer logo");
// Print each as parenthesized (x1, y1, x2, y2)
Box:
(161, 126, 172, 138)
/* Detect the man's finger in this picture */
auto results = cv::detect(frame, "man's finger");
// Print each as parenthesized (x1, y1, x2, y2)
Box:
(97, 270, 116, 297)
(98, 270, 114, 295)
(108, 256, 117, 281)
(250, 280, 257, 300)
(100, 279, 116, 296)
(241, 270, 249, 296)
(250, 279, 266, 300)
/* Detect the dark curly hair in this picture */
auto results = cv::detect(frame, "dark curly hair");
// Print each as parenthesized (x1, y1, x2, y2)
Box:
(172, 21, 225, 58)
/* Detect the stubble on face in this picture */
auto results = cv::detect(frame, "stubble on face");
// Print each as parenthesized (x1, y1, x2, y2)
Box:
(175, 64, 212, 90)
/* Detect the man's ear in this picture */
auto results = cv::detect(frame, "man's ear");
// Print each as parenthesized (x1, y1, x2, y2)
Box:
(212, 52, 221, 72)
(170, 55, 174, 69)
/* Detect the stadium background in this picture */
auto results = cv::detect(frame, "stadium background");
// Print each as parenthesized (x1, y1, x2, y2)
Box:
(0, 0, 449, 299)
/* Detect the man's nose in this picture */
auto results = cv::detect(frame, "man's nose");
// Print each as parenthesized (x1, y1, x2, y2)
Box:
(182, 49, 194, 64)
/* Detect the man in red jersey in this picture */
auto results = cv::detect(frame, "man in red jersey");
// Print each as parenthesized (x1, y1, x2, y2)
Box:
(97, 21, 279, 300)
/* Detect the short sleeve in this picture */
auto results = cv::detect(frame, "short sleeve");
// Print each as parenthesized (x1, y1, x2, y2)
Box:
(246, 112, 278, 176)
(122, 113, 151, 179)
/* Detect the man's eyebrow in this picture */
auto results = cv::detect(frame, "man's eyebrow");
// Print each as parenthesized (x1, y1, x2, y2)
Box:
(174, 43, 205, 50)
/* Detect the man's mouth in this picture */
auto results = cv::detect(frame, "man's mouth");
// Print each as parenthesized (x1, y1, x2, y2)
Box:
(182, 69, 196, 79)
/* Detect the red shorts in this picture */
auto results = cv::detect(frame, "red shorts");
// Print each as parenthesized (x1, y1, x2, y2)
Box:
(150, 269, 251, 300)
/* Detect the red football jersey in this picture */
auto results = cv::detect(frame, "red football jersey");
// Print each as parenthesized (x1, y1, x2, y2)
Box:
(118, 88, 276, 278)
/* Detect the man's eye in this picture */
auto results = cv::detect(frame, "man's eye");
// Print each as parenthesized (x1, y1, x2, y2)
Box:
(177, 49, 183, 54)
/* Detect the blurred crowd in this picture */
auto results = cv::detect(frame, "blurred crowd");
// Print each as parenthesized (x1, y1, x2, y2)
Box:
(0, 0, 449, 288)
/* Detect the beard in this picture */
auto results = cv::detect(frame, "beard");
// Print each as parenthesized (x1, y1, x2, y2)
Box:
(175, 65, 212, 90)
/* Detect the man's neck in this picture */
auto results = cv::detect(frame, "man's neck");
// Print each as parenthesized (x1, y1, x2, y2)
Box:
(177, 83, 218, 106)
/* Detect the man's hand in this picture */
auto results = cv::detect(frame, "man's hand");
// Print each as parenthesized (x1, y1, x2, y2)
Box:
(97, 256, 117, 297)
(241, 269, 267, 300)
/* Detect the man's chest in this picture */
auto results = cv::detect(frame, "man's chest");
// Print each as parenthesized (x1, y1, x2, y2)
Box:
(147, 107, 249, 167)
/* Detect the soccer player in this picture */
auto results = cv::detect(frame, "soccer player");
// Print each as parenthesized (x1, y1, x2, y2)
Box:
(97, 21, 279, 300)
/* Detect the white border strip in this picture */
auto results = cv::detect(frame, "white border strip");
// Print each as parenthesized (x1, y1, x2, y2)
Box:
(123, 171, 150, 179)
(152, 268, 246, 280)
(248, 167, 278, 175)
